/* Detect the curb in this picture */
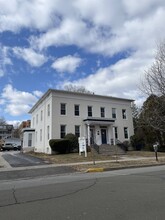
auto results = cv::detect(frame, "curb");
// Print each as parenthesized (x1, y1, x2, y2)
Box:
(86, 163, 165, 173)
(86, 168, 104, 172)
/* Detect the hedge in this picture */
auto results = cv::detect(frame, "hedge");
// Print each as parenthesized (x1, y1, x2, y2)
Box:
(49, 139, 70, 154)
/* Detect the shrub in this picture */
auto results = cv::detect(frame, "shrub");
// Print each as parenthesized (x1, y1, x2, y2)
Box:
(64, 133, 79, 153)
(49, 139, 70, 154)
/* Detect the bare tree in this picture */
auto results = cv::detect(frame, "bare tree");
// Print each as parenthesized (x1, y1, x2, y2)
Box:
(141, 41, 165, 96)
(141, 41, 165, 134)
(64, 84, 93, 94)
(0, 117, 6, 125)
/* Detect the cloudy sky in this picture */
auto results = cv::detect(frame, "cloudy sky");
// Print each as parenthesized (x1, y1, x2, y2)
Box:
(0, 0, 165, 125)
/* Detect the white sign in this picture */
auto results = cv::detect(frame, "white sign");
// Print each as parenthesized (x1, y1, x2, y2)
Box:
(78, 137, 87, 157)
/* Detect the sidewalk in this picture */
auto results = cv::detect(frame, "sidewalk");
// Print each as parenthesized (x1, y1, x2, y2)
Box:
(0, 152, 165, 173)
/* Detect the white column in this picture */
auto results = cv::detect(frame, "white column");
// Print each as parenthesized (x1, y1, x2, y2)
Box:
(112, 126, 115, 145)
(87, 124, 90, 146)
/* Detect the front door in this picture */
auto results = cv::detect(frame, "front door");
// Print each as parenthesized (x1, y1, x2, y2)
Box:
(101, 129, 107, 144)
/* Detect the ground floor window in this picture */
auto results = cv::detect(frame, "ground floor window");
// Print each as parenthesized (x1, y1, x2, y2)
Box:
(114, 127, 118, 139)
(60, 125, 66, 138)
(47, 126, 50, 140)
(28, 133, 32, 147)
(124, 127, 129, 139)
(75, 125, 80, 137)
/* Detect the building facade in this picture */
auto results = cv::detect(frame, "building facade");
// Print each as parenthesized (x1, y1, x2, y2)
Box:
(0, 124, 13, 139)
(24, 89, 134, 154)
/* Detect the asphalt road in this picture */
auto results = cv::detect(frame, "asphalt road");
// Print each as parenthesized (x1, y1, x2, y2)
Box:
(0, 166, 165, 220)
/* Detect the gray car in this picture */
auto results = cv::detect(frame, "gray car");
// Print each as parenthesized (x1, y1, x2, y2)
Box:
(1, 143, 21, 151)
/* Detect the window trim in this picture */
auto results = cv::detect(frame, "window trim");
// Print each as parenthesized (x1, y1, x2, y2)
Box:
(124, 127, 129, 139)
(88, 106, 93, 117)
(75, 125, 80, 137)
(60, 125, 66, 138)
(112, 108, 116, 119)
(122, 109, 127, 119)
(100, 107, 105, 118)
(74, 104, 80, 116)
(61, 103, 66, 115)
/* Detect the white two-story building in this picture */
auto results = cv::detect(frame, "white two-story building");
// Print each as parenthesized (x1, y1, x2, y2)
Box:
(23, 89, 134, 154)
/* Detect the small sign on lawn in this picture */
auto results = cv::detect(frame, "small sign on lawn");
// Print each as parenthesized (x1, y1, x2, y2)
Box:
(78, 137, 87, 157)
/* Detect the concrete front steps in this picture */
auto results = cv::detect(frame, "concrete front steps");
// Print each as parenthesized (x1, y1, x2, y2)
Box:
(94, 144, 126, 155)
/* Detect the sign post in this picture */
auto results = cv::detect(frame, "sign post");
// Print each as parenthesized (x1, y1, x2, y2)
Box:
(78, 137, 87, 157)
(153, 143, 158, 161)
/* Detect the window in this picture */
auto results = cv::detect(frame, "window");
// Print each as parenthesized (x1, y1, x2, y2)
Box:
(100, 107, 105, 118)
(88, 106, 92, 117)
(41, 110, 43, 121)
(61, 103, 66, 115)
(124, 127, 128, 139)
(40, 129, 42, 141)
(36, 131, 38, 142)
(74, 105, 79, 116)
(114, 127, 118, 139)
(33, 117, 35, 127)
(60, 125, 66, 138)
(75, 125, 80, 137)
(122, 109, 127, 119)
(47, 104, 50, 116)
(28, 133, 32, 147)
(36, 114, 38, 124)
(112, 108, 116, 119)
(47, 126, 50, 140)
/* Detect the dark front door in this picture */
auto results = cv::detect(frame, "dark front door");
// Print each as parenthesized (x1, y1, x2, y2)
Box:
(101, 129, 107, 144)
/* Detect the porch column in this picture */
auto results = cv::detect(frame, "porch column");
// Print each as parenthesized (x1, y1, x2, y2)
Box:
(113, 126, 116, 145)
(87, 124, 90, 146)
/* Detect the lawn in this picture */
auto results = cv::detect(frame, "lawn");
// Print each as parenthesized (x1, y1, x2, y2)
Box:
(26, 150, 165, 172)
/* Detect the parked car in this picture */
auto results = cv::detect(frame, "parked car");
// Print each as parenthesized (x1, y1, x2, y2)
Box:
(1, 143, 21, 151)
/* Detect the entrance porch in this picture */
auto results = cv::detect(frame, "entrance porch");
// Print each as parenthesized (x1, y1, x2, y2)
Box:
(83, 117, 116, 146)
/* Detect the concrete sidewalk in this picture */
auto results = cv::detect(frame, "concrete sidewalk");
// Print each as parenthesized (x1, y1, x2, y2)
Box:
(0, 153, 11, 169)
(0, 152, 164, 172)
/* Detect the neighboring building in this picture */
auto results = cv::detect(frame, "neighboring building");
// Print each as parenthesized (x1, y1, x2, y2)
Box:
(0, 124, 13, 139)
(24, 89, 134, 154)
(19, 120, 31, 130)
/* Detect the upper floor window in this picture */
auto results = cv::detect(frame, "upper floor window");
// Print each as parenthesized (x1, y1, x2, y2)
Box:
(40, 129, 42, 141)
(122, 109, 127, 119)
(75, 125, 80, 137)
(47, 104, 50, 116)
(41, 110, 43, 121)
(124, 127, 128, 139)
(36, 114, 38, 124)
(61, 103, 66, 115)
(100, 107, 105, 118)
(112, 108, 116, 119)
(74, 105, 79, 116)
(88, 106, 92, 117)
(33, 117, 35, 127)
(60, 125, 66, 138)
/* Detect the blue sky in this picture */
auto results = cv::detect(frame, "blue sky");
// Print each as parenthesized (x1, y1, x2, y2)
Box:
(0, 0, 165, 126)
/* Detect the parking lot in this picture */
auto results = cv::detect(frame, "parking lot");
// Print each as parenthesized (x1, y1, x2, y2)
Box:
(1, 151, 52, 167)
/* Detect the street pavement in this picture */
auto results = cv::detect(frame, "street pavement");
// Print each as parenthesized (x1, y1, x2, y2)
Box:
(1, 166, 165, 219)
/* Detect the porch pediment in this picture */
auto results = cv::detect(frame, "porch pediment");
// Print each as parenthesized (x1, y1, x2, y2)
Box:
(83, 117, 115, 125)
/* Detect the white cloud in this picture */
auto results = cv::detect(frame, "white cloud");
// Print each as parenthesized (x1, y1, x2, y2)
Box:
(63, 50, 154, 105)
(51, 55, 82, 73)
(1, 84, 42, 116)
(13, 47, 47, 67)
(1, 0, 165, 108)
(0, 45, 12, 77)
